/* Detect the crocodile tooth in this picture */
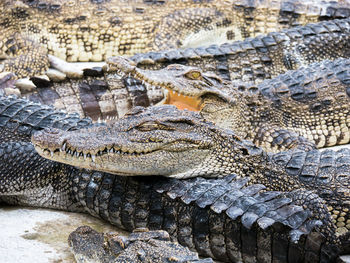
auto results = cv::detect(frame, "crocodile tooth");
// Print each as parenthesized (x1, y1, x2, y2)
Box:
(50, 150, 54, 157)
(109, 148, 114, 153)
(75, 151, 79, 157)
(83, 153, 87, 160)
(91, 155, 96, 162)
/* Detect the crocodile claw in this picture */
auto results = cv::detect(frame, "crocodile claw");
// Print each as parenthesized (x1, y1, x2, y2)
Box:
(14, 78, 36, 92)
(48, 55, 84, 79)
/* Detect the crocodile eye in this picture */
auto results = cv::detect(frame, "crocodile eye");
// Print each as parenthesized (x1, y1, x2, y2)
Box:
(136, 122, 159, 131)
(135, 121, 172, 131)
(185, 70, 202, 80)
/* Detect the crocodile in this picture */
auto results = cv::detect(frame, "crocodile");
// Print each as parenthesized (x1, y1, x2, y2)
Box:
(0, 16, 349, 117)
(1, 17, 350, 128)
(31, 104, 350, 237)
(69, 226, 213, 263)
(0, 68, 166, 121)
(109, 56, 350, 152)
(1, 0, 350, 79)
(0, 95, 349, 262)
(128, 18, 350, 85)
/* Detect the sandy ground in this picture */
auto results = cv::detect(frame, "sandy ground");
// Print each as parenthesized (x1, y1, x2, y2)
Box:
(0, 206, 127, 263)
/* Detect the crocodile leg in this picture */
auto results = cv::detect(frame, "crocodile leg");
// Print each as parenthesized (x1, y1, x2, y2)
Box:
(0, 35, 49, 78)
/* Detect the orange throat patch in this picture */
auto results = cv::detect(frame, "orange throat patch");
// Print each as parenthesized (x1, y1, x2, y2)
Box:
(165, 91, 200, 111)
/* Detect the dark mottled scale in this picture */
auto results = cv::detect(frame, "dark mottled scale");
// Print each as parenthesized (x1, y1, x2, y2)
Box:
(288, 234, 306, 263)
(147, 189, 163, 230)
(272, 230, 289, 263)
(317, 150, 335, 186)
(205, 45, 224, 56)
(208, 212, 227, 261)
(85, 172, 102, 216)
(164, 49, 182, 61)
(263, 197, 293, 220)
(211, 178, 249, 213)
(107, 176, 126, 228)
(256, 226, 273, 263)
(124, 77, 150, 108)
(0, 100, 34, 117)
(181, 181, 217, 204)
(165, 178, 196, 199)
(196, 182, 231, 208)
(299, 150, 321, 183)
(283, 205, 309, 229)
(286, 151, 306, 176)
(0, 96, 92, 139)
(226, 195, 257, 220)
(323, 20, 343, 32)
(224, 215, 243, 262)
(120, 178, 138, 231)
(78, 82, 102, 120)
(74, 171, 90, 207)
(176, 202, 195, 250)
(181, 48, 201, 60)
(304, 232, 323, 262)
(162, 198, 178, 238)
(246, 191, 283, 216)
(193, 207, 214, 258)
(335, 149, 350, 185)
(153, 177, 178, 193)
(133, 180, 151, 229)
(241, 223, 257, 263)
(34, 87, 60, 106)
(96, 173, 115, 222)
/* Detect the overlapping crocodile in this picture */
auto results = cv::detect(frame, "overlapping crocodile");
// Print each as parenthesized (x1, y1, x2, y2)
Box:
(0, 67, 166, 121)
(0, 95, 349, 262)
(1, 17, 350, 131)
(31, 103, 350, 247)
(1, 0, 350, 79)
(110, 56, 350, 152)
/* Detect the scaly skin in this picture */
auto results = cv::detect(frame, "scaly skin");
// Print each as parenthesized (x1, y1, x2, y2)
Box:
(104, 56, 350, 152)
(1, 95, 346, 262)
(0, 68, 166, 121)
(129, 18, 350, 84)
(1, 0, 350, 78)
(31, 105, 350, 241)
(4, 17, 350, 124)
(69, 226, 213, 263)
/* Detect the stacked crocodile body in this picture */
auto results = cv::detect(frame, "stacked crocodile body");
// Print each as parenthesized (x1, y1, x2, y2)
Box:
(2, 0, 350, 78)
(110, 56, 350, 152)
(1, 0, 350, 262)
(0, 95, 349, 262)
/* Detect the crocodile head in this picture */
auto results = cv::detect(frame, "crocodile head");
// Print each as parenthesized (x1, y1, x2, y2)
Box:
(106, 56, 251, 133)
(106, 56, 230, 101)
(32, 105, 265, 178)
